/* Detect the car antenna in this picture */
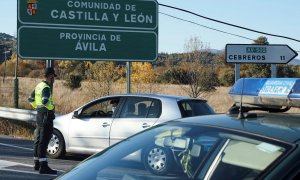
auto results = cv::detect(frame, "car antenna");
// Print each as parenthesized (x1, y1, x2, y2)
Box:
(238, 78, 245, 119)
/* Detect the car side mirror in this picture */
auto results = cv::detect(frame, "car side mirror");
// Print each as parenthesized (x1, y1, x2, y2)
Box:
(73, 111, 79, 118)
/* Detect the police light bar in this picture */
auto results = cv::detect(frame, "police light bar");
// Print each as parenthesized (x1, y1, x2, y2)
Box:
(229, 78, 300, 108)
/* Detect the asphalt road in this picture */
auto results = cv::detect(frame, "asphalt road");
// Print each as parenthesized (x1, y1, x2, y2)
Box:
(0, 135, 89, 180)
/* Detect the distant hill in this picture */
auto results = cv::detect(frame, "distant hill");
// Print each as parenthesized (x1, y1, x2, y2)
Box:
(288, 59, 300, 65)
(209, 49, 223, 54)
(0, 33, 15, 41)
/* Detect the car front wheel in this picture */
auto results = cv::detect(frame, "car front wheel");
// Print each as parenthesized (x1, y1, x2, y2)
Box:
(142, 145, 173, 176)
(47, 129, 65, 159)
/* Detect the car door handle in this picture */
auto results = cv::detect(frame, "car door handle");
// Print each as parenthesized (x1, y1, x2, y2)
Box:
(142, 123, 150, 128)
(102, 122, 110, 127)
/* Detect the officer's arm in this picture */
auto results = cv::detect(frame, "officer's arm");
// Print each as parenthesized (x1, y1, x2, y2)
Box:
(41, 87, 51, 106)
(28, 90, 35, 103)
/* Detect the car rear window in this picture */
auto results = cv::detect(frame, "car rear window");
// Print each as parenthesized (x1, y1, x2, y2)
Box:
(178, 100, 215, 118)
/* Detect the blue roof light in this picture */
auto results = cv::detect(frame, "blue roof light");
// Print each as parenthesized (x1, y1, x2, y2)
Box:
(229, 78, 300, 108)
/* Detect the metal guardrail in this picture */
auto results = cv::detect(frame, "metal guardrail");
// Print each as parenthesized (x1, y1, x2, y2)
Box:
(0, 107, 62, 122)
(0, 107, 37, 122)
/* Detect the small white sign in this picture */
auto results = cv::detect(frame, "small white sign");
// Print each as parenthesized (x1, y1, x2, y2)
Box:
(226, 44, 298, 64)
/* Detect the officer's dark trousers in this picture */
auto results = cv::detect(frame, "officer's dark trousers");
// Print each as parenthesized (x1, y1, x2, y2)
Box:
(33, 111, 53, 160)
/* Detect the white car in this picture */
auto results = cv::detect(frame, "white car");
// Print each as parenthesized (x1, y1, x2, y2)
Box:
(47, 94, 214, 159)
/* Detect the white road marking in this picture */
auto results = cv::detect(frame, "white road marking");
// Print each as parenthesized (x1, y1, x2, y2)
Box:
(0, 160, 33, 168)
(0, 141, 66, 175)
(0, 168, 58, 177)
(0, 142, 33, 151)
(0, 160, 65, 175)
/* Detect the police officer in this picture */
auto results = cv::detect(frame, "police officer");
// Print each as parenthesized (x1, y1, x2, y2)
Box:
(28, 67, 57, 174)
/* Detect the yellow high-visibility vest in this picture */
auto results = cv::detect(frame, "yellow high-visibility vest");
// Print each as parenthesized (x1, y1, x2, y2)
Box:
(35, 82, 54, 111)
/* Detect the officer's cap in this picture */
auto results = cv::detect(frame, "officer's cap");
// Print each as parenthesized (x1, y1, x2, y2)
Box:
(44, 67, 57, 77)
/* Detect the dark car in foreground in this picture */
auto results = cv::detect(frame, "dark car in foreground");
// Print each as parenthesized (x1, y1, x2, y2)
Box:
(57, 78, 300, 179)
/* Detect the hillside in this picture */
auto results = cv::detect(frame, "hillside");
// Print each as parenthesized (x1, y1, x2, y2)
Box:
(0, 33, 15, 41)
(0, 32, 16, 62)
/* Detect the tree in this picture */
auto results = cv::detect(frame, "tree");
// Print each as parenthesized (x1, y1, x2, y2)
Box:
(177, 36, 218, 98)
(179, 62, 218, 98)
(130, 62, 159, 93)
(218, 66, 235, 86)
(85, 61, 121, 98)
(277, 65, 297, 77)
(57, 60, 86, 80)
(213, 52, 235, 86)
(243, 36, 271, 78)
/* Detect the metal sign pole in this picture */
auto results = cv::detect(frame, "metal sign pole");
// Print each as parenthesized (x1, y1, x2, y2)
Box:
(127, 62, 131, 94)
(46, 59, 54, 68)
(271, 64, 277, 78)
(14, 55, 19, 108)
(235, 64, 240, 82)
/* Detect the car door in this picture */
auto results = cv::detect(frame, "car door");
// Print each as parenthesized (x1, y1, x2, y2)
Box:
(69, 97, 121, 152)
(109, 97, 161, 146)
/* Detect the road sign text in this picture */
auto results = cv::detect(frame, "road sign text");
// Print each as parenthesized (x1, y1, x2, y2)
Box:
(225, 44, 298, 64)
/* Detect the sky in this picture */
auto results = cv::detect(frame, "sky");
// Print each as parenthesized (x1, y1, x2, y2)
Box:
(1, 0, 299, 59)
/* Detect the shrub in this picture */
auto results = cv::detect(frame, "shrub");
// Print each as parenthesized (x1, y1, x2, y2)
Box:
(64, 73, 82, 89)
(27, 69, 42, 78)
(218, 67, 235, 86)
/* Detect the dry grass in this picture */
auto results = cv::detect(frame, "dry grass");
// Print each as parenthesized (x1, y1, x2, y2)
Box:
(0, 118, 35, 139)
(1, 77, 300, 140)
(0, 78, 300, 139)
(0, 77, 234, 114)
(0, 77, 237, 139)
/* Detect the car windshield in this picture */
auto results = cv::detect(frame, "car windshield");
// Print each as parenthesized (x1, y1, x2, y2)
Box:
(58, 123, 289, 180)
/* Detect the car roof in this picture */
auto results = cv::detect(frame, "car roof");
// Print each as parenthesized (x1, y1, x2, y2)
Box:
(103, 94, 204, 101)
(172, 113, 300, 143)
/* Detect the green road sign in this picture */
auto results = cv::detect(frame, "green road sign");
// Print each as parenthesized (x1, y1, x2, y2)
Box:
(18, 26, 158, 61)
(18, 0, 158, 30)
(17, 0, 158, 61)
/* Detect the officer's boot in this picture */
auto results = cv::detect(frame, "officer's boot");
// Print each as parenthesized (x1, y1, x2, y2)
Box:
(39, 161, 57, 174)
(34, 160, 39, 171)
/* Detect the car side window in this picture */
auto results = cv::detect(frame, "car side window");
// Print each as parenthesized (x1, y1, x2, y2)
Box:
(147, 99, 161, 118)
(119, 98, 161, 118)
(80, 98, 120, 118)
(179, 100, 215, 118)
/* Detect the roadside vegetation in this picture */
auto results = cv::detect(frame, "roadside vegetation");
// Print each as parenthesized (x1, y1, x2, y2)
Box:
(1, 35, 300, 139)
(0, 118, 35, 139)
